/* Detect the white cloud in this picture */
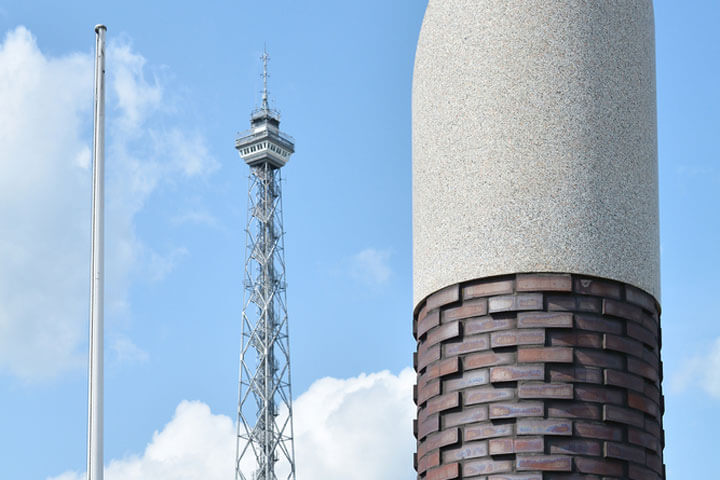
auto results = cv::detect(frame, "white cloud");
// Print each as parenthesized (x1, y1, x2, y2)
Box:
(0, 26, 217, 380)
(669, 336, 720, 398)
(293, 368, 415, 479)
(349, 248, 392, 285)
(0, 26, 93, 379)
(49, 401, 235, 480)
(171, 210, 220, 229)
(110, 335, 149, 366)
(50, 368, 416, 480)
(111, 43, 163, 132)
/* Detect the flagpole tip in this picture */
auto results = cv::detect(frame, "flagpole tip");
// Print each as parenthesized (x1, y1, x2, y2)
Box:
(94, 24, 107, 33)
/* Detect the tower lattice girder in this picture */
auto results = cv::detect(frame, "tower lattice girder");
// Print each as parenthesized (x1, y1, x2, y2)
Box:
(235, 50, 296, 480)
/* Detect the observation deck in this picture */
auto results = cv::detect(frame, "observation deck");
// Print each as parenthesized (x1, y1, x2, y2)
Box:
(235, 108, 295, 169)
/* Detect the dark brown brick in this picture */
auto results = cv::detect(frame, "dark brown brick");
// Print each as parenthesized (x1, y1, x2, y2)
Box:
(574, 457, 623, 476)
(417, 378, 441, 404)
(627, 322, 657, 348)
(641, 349, 660, 370)
(490, 365, 545, 382)
(443, 405, 488, 428)
(644, 417, 661, 438)
(491, 329, 545, 348)
(604, 334, 644, 358)
(514, 437, 545, 453)
(518, 347, 574, 363)
(417, 369, 436, 391)
(516, 419, 572, 436)
(442, 441, 488, 462)
(548, 438, 602, 456)
(416, 301, 429, 326)
(517, 311, 573, 329)
(629, 464, 661, 480)
(443, 298, 488, 322)
(603, 404, 645, 428)
(549, 331, 602, 348)
(546, 296, 576, 311)
(604, 441, 646, 464)
(464, 386, 515, 405)
(627, 357, 659, 382)
(549, 366, 602, 384)
(417, 343, 441, 371)
(625, 285, 658, 313)
(574, 422, 623, 441)
(425, 321, 461, 347)
(423, 392, 460, 417)
(464, 422, 514, 441)
(418, 428, 459, 458)
(628, 392, 659, 417)
(646, 453, 664, 474)
(574, 313, 623, 334)
(465, 315, 515, 335)
(516, 454, 572, 471)
(518, 382, 574, 399)
(418, 413, 440, 439)
(574, 385, 624, 405)
(604, 369, 645, 392)
(489, 401, 544, 419)
(488, 437, 515, 455)
(424, 357, 461, 381)
(517, 273, 572, 292)
(547, 295, 601, 313)
(444, 334, 490, 356)
(417, 338, 434, 361)
(547, 401, 601, 420)
(603, 298, 644, 322)
(465, 351, 516, 370)
(444, 368, 490, 391)
(488, 293, 544, 313)
(639, 311, 660, 335)
(426, 284, 460, 312)
(574, 349, 624, 370)
(417, 449, 440, 474)
(580, 295, 604, 313)
(463, 278, 515, 299)
(463, 459, 513, 476)
(573, 277, 622, 299)
(417, 310, 440, 338)
(426, 462, 459, 480)
(628, 428, 659, 452)
(488, 474, 542, 480)
(643, 348, 660, 369)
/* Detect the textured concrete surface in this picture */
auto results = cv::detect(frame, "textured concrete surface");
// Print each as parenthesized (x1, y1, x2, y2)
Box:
(412, 0, 659, 309)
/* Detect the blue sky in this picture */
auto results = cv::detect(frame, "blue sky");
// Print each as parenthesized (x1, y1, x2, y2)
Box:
(0, 1, 717, 479)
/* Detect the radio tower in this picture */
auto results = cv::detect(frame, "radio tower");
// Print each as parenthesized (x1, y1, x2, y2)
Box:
(234, 50, 296, 480)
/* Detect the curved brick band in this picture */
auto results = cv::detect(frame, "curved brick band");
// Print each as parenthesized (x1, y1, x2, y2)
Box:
(413, 274, 664, 480)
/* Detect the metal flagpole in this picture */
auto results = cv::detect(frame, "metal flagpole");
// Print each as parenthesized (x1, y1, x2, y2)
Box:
(88, 23, 106, 480)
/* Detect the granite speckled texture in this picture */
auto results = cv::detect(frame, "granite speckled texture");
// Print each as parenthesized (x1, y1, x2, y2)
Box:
(412, 0, 659, 309)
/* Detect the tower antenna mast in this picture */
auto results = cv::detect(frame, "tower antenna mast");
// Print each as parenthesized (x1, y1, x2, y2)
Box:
(261, 48, 269, 111)
(234, 50, 297, 480)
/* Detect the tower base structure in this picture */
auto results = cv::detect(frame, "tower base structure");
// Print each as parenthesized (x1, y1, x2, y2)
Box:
(414, 273, 664, 480)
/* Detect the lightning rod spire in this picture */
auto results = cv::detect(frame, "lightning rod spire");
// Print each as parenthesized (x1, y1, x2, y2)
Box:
(261, 47, 269, 112)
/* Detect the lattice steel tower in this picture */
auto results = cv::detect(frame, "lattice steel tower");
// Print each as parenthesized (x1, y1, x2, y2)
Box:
(234, 50, 296, 480)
